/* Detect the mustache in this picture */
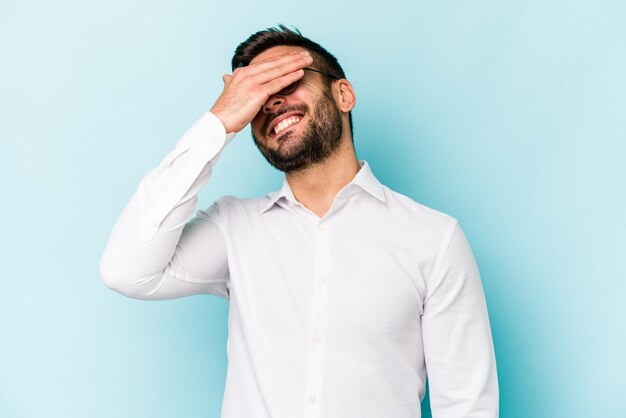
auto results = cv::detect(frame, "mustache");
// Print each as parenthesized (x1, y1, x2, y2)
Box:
(263, 104, 309, 134)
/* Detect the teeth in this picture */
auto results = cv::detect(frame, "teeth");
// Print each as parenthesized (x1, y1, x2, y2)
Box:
(274, 116, 301, 134)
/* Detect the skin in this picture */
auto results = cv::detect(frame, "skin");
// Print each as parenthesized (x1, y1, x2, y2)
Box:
(211, 45, 358, 218)
(249, 87, 344, 174)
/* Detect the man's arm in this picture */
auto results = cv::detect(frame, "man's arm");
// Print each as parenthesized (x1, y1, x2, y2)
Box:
(99, 112, 234, 300)
(421, 221, 499, 417)
(99, 51, 314, 300)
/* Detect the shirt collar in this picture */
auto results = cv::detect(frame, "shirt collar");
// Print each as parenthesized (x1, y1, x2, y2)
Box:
(259, 160, 385, 214)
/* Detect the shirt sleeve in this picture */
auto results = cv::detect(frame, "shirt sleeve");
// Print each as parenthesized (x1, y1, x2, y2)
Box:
(421, 221, 499, 417)
(99, 111, 236, 300)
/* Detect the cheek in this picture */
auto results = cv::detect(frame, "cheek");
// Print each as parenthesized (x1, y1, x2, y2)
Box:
(250, 114, 264, 134)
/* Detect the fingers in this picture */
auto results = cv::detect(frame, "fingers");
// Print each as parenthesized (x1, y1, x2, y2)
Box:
(234, 51, 313, 86)
(248, 50, 312, 73)
(263, 69, 304, 95)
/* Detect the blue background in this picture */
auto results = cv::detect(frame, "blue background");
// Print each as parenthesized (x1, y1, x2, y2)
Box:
(1, 0, 625, 417)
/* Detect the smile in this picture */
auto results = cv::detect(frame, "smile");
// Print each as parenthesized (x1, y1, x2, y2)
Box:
(274, 116, 301, 135)
(267, 111, 306, 138)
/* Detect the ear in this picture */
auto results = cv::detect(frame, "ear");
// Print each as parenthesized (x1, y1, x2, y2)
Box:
(335, 79, 356, 113)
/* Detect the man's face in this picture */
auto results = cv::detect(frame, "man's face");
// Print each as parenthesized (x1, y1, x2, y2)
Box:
(249, 46, 343, 173)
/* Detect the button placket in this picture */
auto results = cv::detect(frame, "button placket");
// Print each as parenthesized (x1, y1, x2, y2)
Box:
(303, 222, 331, 418)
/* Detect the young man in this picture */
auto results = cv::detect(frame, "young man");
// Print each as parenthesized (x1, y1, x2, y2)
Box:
(100, 25, 499, 418)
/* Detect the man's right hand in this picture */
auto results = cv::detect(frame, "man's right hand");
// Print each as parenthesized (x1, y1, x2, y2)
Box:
(210, 51, 314, 134)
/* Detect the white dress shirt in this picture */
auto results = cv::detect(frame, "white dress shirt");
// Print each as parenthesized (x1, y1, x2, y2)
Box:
(100, 111, 499, 418)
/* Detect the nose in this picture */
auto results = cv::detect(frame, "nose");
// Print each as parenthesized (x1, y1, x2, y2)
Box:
(262, 95, 285, 114)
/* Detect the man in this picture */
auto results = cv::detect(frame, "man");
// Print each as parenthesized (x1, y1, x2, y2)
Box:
(100, 25, 499, 418)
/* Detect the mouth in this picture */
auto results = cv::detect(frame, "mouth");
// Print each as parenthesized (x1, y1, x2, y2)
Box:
(267, 112, 305, 139)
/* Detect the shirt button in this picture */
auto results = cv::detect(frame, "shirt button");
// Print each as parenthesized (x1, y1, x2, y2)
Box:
(319, 225, 327, 232)
(319, 277, 326, 284)
(314, 335, 322, 343)
(309, 395, 317, 403)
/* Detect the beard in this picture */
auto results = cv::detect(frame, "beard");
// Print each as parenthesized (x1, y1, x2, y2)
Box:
(252, 90, 343, 173)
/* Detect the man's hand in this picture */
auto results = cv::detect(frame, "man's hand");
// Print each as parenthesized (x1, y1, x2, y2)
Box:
(210, 51, 314, 133)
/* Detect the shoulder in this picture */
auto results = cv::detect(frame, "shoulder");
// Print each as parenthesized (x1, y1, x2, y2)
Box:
(381, 185, 457, 229)
(378, 186, 463, 271)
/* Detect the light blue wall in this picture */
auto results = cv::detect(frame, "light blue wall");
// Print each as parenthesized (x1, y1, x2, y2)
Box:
(1, 0, 624, 417)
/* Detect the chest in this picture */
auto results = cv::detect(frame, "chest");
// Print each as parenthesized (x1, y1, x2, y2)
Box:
(223, 211, 427, 339)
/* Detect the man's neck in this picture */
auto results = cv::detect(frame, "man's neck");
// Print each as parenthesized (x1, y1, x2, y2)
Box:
(285, 138, 360, 218)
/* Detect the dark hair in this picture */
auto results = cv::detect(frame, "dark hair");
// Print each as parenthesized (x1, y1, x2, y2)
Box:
(231, 25, 353, 135)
